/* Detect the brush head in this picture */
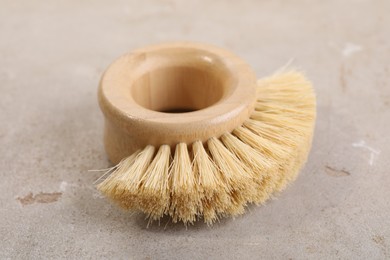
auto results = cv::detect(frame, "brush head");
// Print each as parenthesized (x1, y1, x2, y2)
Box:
(97, 43, 316, 225)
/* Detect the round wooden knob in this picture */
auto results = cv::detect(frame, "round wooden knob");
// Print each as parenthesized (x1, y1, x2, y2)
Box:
(98, 42, 257, 164)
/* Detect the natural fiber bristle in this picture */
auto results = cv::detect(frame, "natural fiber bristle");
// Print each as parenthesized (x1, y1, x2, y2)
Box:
(120, 146, 155, 207)
(97, 70, 316, 225)
(97, 150, 140, 208)
(169, 143, 200, 224)
(207, 137, 256, 216)
(234, 126, 291, 162)
(193, 141, 229, 224)
(244, 120, 300, 148)
(220, 133, 277, 203)
(138, 145, 170, 220)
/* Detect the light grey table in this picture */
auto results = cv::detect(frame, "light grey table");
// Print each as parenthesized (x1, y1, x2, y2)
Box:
(1, 1, 389, 259)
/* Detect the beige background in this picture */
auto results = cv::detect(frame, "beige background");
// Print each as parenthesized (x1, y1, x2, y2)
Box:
(1, 0, 389, 259)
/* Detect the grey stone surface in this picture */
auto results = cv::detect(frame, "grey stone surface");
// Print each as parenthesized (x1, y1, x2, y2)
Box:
(1, 0, 389, 259)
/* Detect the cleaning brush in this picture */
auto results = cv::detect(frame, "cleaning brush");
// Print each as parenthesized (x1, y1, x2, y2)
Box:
(96, 42, 316, 225)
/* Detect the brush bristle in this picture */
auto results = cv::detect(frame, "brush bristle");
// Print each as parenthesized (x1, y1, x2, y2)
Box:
(220, 133, 276, 203)
(193, 140, 229, 225)
(97, 70, 316, 225)
(207, 137, 257, 216)
(97, 150, 140, 208)
(138, 145, 171, 221)
(169, 143, 200, 224)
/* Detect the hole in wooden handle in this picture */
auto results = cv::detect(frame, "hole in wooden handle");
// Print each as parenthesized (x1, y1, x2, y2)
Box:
(98, 42, 257, 163)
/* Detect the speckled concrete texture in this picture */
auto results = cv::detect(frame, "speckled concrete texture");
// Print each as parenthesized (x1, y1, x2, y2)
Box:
(1, 1, 389, 259)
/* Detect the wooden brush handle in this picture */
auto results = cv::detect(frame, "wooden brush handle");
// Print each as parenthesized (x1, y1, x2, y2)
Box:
(98, 42, 257, 164)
